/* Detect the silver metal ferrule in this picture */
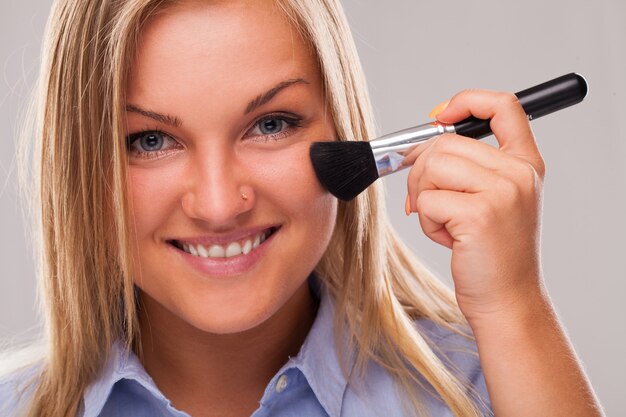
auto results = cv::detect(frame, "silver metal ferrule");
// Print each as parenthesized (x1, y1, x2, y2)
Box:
(370, 122, 456, 177)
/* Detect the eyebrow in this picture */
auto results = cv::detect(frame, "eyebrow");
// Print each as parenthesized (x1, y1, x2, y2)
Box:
(125, 104, 182, 127)
(125, 78, 310, 125)
(245, 78, 310, 114)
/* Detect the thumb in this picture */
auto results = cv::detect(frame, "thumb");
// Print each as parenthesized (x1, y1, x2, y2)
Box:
(436, 89, 541, 162)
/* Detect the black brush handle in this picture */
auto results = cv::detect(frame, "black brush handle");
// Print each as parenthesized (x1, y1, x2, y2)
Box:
(453, 73, 588, 139)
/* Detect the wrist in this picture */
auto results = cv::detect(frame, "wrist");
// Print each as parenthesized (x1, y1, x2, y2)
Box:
(462, 282, 605, 417)
(460, 279, 553, 336)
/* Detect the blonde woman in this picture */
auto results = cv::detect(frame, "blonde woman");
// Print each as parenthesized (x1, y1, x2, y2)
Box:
(0, 0, 604, 416)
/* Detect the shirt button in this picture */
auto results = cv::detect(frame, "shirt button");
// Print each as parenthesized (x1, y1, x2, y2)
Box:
(275, 374, 288, 393)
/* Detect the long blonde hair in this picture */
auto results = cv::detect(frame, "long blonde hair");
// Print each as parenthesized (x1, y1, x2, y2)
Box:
(14, 0, 488, 416)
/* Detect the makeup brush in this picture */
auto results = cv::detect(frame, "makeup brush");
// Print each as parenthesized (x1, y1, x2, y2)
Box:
(310, 72, 588, 201)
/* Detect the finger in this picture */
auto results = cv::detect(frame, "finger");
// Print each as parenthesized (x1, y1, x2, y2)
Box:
(404, 133, 522, 173)
(415, 189, 473, 249)
(400, 136, 439, 168)
(428, 100, 450, 119)
(407, 152, 499, 212)
(435, 89, 544, 174)
(405, 194, 410, 216)
(417, 207, 454, 249)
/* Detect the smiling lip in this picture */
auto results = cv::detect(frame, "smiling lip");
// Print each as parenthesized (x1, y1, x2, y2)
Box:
(167, 225, 280, 277)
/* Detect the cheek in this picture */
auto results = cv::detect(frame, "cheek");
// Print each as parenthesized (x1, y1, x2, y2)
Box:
(127, 164, 182, 239)
(243, 141, 337, 240)
(246, 142, 333, 211)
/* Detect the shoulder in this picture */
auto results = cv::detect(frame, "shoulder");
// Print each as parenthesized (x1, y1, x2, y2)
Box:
(415, 318, 482, 375)
(415, 318, 492, 413)
(0, 362, 41, 417)
(342, 318, 491, 417)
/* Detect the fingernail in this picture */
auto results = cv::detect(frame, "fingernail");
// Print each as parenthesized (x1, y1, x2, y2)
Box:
(405, 195, 410, 216)
(428, 100, 450, 119)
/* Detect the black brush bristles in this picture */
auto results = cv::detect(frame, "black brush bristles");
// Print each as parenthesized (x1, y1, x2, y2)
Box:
(309, 141, 379, 201)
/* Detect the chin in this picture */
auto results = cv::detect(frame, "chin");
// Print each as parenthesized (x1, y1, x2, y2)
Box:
(180, 295, 280, 336)
(192, 314, 269, 335)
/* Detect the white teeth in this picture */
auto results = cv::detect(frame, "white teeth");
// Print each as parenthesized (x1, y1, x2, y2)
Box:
(208, 245, 225, 258)
(180, 229, 274, 259)
(225, 242, 242, 258)
(197, 244, 209, 258)
(242, 239, 252, 255)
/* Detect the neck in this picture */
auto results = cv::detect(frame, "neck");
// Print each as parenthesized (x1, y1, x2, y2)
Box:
(137, 281, 318, 417)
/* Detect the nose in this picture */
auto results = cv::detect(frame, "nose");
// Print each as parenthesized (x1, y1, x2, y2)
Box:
(181, 149, 254, 227)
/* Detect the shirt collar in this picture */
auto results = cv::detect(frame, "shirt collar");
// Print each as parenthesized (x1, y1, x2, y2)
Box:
(82, 341, 185, 417)
(82, 341, 138, 416)
(81, 273, 355, 417)
(286, 273, 356, 417)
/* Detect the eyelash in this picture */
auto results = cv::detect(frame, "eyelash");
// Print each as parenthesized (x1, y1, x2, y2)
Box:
(125, 112, 304, 160)
(245, 113, 303, 142)
(125, 129, 182, 160)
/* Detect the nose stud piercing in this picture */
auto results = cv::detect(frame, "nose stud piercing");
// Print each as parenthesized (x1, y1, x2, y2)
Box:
(241, 193, 248, 201)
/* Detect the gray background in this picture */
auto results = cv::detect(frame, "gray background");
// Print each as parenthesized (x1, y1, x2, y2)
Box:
(1, 0, 624, 415)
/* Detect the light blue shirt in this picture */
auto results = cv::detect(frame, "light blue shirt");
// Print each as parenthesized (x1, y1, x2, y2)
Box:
(1, 276, 492, 416)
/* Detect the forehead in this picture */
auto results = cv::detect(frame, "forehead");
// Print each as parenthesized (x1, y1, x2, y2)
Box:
(128, 0, 319, 102)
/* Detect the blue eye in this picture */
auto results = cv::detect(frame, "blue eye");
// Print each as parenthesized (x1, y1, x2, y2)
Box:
(126, 130, 181, 159)
(248, 114, 303, 141)
(139, 132, 164, 151)
(258, 118, 285, 135)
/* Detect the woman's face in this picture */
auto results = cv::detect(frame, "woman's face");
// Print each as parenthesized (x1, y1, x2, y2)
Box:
(125, 0, 337, 334)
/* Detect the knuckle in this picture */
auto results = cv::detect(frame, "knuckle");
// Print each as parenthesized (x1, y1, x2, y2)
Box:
(424, 151, 449, 172)
(497, 163, 544, 205)
(434, 134, 456, 150)
(497, 176, 522, 202)
(423, 153, 438, 171)
(514, 161, 533, 180)
(453, 88, 478, 102)
(462, 88, 481, 95)
(492, 91, 521, 114)
(535, 156, 546, 179)
(498, 91, 519, 106)
(522, 162, 537, 180)
(415, 190, 429, 211)
(407, 163, 421, 184)
(519, 162, 543, 194)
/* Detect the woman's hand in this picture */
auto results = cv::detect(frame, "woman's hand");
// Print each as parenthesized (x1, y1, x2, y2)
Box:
(403, 89, 546, 325)
(403, 90, 605, 417)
